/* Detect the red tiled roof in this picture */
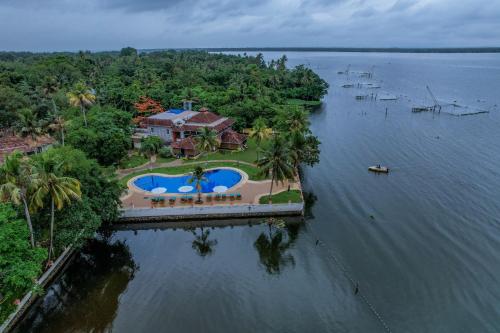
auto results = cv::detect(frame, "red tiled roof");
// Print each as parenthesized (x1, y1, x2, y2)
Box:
(213, 118, 235, 132)
(171, 136, 197, 150)
(219, 129, 247, 145)
(0, 134, 55, 163)
(188, 111, 221, 124)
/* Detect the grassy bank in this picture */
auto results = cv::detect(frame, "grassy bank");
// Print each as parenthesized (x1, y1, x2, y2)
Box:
(259, 190, 302, 204)
(192, 138, 263, 164)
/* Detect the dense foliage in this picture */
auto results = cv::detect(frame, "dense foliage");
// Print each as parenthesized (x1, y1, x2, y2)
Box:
(0, 204, 47, 322)
(0, 49, 328, 133)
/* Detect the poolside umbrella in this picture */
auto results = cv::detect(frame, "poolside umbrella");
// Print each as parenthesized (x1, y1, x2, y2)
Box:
(178, 185, 194, 193)
(213, 185, 228, 193)
(151, 187, 167, 194)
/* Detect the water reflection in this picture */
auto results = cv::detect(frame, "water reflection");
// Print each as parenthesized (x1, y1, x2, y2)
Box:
(14, 235, 137, 333)
(254, 219, 302, 275)
(190, 226, 218, 257)
(302, 190, 318, 219)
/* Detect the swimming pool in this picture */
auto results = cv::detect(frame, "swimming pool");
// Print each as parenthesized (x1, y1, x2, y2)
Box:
(132, 168, 243, 194)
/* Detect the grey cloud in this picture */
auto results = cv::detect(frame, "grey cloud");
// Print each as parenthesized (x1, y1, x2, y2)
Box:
(0, 0, 499, 51)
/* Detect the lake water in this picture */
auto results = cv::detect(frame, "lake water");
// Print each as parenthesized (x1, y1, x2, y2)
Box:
(15, 52, 500, 332)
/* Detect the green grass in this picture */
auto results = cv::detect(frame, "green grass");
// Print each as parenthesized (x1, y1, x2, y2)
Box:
(156, 156, 176, 164)
(259, 190, 303, 204)
(119, 153, 148, 169)
(192, 138, 265, 164)
(286, 99, 322, 107)
(120, 161, 267, 188)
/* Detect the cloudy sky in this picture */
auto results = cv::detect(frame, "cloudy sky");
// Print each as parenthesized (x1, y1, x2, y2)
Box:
(0, 0, 499, 51)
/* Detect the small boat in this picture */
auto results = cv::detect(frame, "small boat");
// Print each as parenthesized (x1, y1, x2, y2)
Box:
(368, 165, 389, 173)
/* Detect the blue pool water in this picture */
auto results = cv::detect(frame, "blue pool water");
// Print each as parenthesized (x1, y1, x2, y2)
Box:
(133, 169, 242, 193)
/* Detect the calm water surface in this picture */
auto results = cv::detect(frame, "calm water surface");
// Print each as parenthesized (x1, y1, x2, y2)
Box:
(16, 52, 500, 332)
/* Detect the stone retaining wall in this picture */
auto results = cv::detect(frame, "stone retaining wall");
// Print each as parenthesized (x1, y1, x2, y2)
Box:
(118, 203, 304, 222)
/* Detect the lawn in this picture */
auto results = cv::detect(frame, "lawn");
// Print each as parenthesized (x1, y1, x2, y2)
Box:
(120, 161, 267, 187)
(259, 190, 303, 204)
(286, 99, 322, 107)
(193, 138, 264, 164)
(119, 153, 148, 169)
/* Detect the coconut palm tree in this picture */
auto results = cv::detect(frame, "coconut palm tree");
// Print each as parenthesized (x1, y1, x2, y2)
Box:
(0, 152, 38, 248)
(67, 82, 96, 127)
(249, 118, 272, 161)
(188, 166, 207, 203)
(286, 107, 310, 134)
(42, 76, 59, 114)
(140, 136, 163, 170)
(31, 155, 81, 264)
(16, 108, 43, 140)
(256, 136, 294, 203)
(196, 127, 219, 157)
(48, 115, 68, 146)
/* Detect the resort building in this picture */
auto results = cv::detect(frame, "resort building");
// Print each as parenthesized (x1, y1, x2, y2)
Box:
(139, 107, 247, 157)
(0, 132, 54, 163)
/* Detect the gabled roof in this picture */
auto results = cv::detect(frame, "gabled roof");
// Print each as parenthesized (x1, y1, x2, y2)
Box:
(188, 111, 221, 124)
(171, 136, 197, 150)
(219, 129, 247, 145)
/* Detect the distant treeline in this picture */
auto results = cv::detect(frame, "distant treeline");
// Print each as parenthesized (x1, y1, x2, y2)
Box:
(194, 47, 500, 54)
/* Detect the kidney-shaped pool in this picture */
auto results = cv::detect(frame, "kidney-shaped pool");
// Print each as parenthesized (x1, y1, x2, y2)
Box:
(132, 168, 243, 194)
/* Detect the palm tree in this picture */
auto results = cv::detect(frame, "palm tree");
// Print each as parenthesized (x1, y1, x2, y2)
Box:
(67, 82, 96, 127)
(249, 118, 272, 161)
(31, 155, 81, 264)
(16, 108, 43, 140)
(196, 127, 219, 157)
(140, 136, 163, 170)
(42, 76, 59, 114)
(256, 136, 294, 203)
(188, 166, 207, 203)
(0, 152, 38, 248)
(48, 115, 68, 146)
(286, 107, 310, 134)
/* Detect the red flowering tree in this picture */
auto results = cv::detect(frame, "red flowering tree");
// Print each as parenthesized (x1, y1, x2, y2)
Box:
(133, 97, 164, 125)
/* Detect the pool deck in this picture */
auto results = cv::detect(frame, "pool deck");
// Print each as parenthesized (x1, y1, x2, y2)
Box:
(118, 161, 303, 221)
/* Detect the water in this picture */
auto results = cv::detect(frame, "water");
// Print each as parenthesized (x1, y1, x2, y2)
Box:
(16, 52, 500, 332)
(133, 169, 242, 193)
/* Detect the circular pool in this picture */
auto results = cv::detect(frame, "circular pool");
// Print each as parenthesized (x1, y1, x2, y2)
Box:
(132, 168, 243, 194)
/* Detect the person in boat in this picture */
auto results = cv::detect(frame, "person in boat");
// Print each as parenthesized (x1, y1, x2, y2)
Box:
(377, 164, 381, 168)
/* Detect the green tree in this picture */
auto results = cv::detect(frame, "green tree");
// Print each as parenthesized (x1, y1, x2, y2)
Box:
(188, 166, 207, 203)
(249, 117, 272, 160)
(16, 108, 43, 140)
(196, 127, 219, 157)
(289, 132, 321, 171)
(41, 75, 59, 114)
(30, 155, 82, 264)
(0, 152, 38, 247)
(48, 115, 68, 146)
(256, 136, 294, 203)
(0, 204, 47, 322)
(140, 136, 163, 170)
(67, 82, 96, 127)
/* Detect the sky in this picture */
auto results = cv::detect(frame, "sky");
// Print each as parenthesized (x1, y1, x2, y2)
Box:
(0, 0, 499, 51)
